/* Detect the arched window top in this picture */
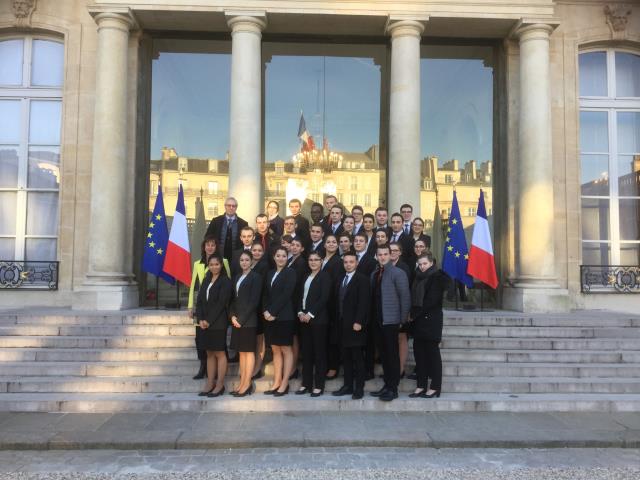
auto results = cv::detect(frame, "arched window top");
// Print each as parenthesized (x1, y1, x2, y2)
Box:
(0, 36, 64, 89)
(579, 49, 640, 99)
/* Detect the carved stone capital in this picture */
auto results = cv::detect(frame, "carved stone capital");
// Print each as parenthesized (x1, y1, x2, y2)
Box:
(12, 0, 37, 28)
(604, 4, 632, 40)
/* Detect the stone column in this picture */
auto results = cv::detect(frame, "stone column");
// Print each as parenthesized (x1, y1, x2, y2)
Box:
(504, 23, 568, 312)
(226, 13, 266, 223)
(386, 20, 424, 215)
(74, 11, 138, 310)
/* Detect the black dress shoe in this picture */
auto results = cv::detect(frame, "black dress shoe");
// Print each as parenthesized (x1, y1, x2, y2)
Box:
(310, 389, 324, 397)
(251, 370, 264, 380)
(370, 386, 388, 397)
(198, 386, 215, 397)
(273, 385, 289, 397)
(379, 389, 398, 402)
(332, 386, 353, 397)
(289, 369, 299, 380)
(234, 384, 255, 397)
(295, 387, 309, 395)
(422, 390, 441, 398)
(409, 389, 425, 398)
(351, 390, 364, 400)
(264, 387, 279, 395)
(407, 372, 417, 380)
(207, 386, 225, 398)
(193, 361, 207, 380)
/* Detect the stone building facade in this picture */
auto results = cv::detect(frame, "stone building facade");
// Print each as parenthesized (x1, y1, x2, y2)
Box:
(0, 0, 638, 312)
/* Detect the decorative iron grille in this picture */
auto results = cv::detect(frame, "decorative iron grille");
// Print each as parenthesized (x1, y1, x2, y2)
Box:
(0, 261, 59, 290)
(580, 265, 640, 294)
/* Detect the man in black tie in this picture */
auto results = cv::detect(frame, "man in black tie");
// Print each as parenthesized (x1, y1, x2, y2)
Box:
(400, 204, 413, 236)
(205, 197, 248, 262)
(389, 212, 413, 265)
(351, 205, 364, 234)
(309, 224, 325, 255)
(325, 205, 344, 236)
(353, 232, 376, 276)
(332, 252, 370, 400)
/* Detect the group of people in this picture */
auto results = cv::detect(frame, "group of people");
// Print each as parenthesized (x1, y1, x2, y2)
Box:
(187, 195, 449, 401)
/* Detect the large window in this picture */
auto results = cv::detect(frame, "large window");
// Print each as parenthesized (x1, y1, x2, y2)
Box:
(420, 45, 494, 240)
(0, 36, 63, 261)
(579, 50, 640, 265)
(263, 43, 386, 215)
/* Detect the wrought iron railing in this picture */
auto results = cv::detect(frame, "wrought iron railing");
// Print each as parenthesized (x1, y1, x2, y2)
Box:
(580, 265, 640, 293)
(0, 261, 59, 290)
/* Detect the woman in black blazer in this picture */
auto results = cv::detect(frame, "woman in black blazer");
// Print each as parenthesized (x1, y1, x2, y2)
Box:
(409, 252, 449, 399)
(250, 242, 269, 380)
(263, 246, 297, 396)
(196, 255, 233, 397)
(296, 251, 332, 396)
(230, 251, 263, 397)
(321, 234, 345, 379)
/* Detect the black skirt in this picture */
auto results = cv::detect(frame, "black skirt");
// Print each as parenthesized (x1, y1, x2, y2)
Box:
(231, 326, 257, 352)
(265, 320, 295, 347)
(201, 327, 227, 352)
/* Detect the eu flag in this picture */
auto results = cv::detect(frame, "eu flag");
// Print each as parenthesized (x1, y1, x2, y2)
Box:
(142, 186, 175, 285)
(442, 191, 473, 288)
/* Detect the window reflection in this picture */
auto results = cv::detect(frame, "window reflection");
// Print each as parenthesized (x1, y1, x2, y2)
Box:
(264, 43, 385, 215)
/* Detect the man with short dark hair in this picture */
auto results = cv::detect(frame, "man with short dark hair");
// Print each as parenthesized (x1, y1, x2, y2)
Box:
(230, 226, 256, 277)
(309, 223, 325, 255)
(354, 232, 376, 276)
(400, 204, 413, 236)
(310, 202, 324, 225)
(374, 207, 390, 236)
(289, 198, 310, 237)
(389, 212, 413, 264)
(255, 213, 279, 256)
(351, 205, 364, 234)
(205, 197, 249, 261)
(325, 205, 344, 236)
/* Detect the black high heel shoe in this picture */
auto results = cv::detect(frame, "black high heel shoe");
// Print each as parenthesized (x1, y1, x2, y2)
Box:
(408, 389, 425, 398)
(295, 387, 309, 395)
(207, 386, 225, 397)
(198, 385, 215, 397)
(273, 385, 290, 397)
(264, 386, 280, 395)
(422, 390, 440, 398)
(234, 383, 255, 397)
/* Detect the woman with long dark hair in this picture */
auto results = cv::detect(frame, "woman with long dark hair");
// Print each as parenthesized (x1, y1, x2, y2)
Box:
(321, 234, 344, 380)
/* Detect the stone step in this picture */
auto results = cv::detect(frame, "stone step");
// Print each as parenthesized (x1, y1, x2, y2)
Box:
(0, 336, 196, 348)
(0, 392, 638, 413)
(445, 317, 640, 328)
(0, 315, 195, 326)
(0, 360, 638, 378)
(4, 375, 640, 394)
(1, 347, 638, 364)
(441, 337, 640, 350)
(0, 325, 195, 337)
(442, 326, 640, 338)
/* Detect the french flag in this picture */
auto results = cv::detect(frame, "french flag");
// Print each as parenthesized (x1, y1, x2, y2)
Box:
(162, 185, 192, 287)
(467, 189, 498, 289)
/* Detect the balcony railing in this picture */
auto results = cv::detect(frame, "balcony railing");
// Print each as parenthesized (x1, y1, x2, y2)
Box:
(580, 265, 640, 294)
(0, 261, 59, 290)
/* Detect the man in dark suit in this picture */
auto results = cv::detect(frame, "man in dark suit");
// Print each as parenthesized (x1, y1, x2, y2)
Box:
(205, 197, 248, 261)
(289, 198, 310, 237)
(230, 226, 256, 277)
(309, 223, 325, 256)
(332, 252, 370, 400)
(400, 203, 414, 236)
(351, 205, 364, 235)
(310, 202, 324, 225)
(255, 213, 279, 256)
(353, 232, 377, 277)
(374, 207, 390, 233)
(389, 212, 413, 265)
(369, 244, 410, 402)
(321, 195, 339, 225)
(324, 205, 344, 236)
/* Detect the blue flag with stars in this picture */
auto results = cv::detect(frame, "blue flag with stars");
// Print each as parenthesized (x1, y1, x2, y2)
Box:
(442, 191, 473, 288)
(142, 186, 175, 285)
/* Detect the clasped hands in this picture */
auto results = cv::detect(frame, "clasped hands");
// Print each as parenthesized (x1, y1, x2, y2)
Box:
(263, 310, 276, 322)
(297, 312, 312, 323)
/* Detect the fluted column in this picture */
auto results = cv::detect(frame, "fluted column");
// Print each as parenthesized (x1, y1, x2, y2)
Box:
(74, 11, 137, 310)
(227, 13, 266, 223)
(386, 20, 424, 214)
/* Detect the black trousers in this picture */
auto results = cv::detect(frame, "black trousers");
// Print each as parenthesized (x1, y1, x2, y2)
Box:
(413, 338, 442, 390)
(300, 323, 328, 390)
(342, 345, 365, 393)
(195, 326, 206, 361)
(327, 342, 341, 372)
(364, 321, 377, 376)
(377, 323, 400, 391)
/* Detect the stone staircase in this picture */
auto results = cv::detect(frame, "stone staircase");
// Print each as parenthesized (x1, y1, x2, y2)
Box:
(0, 309, 639, 412)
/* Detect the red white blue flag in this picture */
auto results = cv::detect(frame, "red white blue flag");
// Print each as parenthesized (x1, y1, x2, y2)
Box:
(298, 112, 316, 152)
(467, 189, 498, 289)
(162, 185, 192, 287)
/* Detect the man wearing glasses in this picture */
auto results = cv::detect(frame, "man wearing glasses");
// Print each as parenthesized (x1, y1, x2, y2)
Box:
(205, 197, 249, 261)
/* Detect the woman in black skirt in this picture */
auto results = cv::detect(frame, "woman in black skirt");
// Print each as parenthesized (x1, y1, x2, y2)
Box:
(196, 255, 232, 397)
(262, 246, 297, 396)
(296, 251, 331, 396)
(321, 234, 345, 380)
(250, 242, 269, 380)
(230, 251, 263, 397)
(409, 252, 448, 398)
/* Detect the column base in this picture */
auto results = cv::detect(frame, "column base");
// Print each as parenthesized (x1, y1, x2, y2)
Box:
(502, 285, 570, 313)
(72, 281, 138, 311)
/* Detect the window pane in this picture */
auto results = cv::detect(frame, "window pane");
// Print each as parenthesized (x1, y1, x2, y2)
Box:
(26, 192, 59, 236)
(29, 100, 62, 144)
(580, 154, 609, 196)
(28, 146, 60, 188)
(620, 243, 640, 265)
(615, 52, 640, 97)
(0, 238, 15, 259)
(25, 238, 57, 261)
(617, 112, 640, 153)
(0, 146, 19, 188)
(582, 242, 610, 265)
(580, 111, 608, 152)
(618, 155, 640, 197)
(31, 40, 64, 87)
(265, 43, 384, 214)
(0, 39, 23, 86)
(579, 52, 607, 97)
(581, 197, 610, 241)
(0, 192, 17, 235)
(0, 100, 22, 143)
(619, 199, 640, 241)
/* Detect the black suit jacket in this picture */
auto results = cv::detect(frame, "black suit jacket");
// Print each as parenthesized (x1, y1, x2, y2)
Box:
(195, 273, 232, 330)
(263, 268, 297, 323)
(389, 231, 413, 264)
(321, 254, 345, 283)
(336, 272, 370, 347)
(309, 239, 326, 256)
(205, 215, 248, 254)
(230, 271, 262, 328)
(355, 252, 377, 277)
(293, 214, 310, 236)
(324, 222, 344, 236)
(287, 255, 310, 304)
(269, 216, 284, 236)
(411, 268, 448, 341)
(297, 271, 331, 325)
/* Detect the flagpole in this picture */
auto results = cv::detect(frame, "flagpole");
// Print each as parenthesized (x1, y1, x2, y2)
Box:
(155, 276, 159, 310)
(176, 282, 180, 310)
